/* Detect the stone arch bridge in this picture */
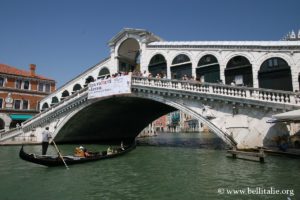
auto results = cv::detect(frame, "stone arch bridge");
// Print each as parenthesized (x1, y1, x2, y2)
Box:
(1, 76, 300, 149)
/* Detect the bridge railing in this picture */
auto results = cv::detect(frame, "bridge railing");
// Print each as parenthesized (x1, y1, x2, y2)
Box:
(21, 87, 89, 128)
(0, 127, 23, 141)
(0, 87, 89, 141)
(132, 76, 300, 106)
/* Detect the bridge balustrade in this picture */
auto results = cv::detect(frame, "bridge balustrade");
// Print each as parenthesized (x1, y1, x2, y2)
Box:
(132, 76, 300, 106)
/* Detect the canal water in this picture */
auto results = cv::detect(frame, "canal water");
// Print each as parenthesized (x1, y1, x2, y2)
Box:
(0, 132, 299, 200)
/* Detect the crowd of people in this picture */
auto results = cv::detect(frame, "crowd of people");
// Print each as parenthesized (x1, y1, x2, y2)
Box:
(98, 68, 242, 88)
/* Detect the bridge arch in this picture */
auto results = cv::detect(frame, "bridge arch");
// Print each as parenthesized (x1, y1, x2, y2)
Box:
(0, 113, 11, 131)
(84, 76, 95, 87)
(256, 53, 295, 69)
(196, 54, 220, 83)
(148, 54, 167, 78)
(72, 84, 82, 93)
(171, 53, 192, 79)
(98, 67, 110, 79)
(52, 95, 236, 147)
(61, 90, 70, 100)
(225, 55, 253, 86)
(117, 38, 141, 73)
(51, 96, 59, 105)
(41, 102, 49, 111)
(258, 57, 293, 91)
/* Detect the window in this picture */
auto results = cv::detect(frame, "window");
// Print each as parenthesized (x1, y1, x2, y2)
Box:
(172, 54, 190, 65)
(61, 90, 70, 99)
(0, 98, 3, 108)
(38, 83, 44, 91)
(98, 68, 110, 79)
(268, 59, 273, 67)
(268, 58, 279, 68)
(42, 103, 49, 110)
(14, 100, 21, 110)
(23, 80, 30, 90)
(22, 100, 29, 110)
(16, 80, 22, 89)
(51, 96, 59, 104)
(45, 84, 50, 92)
(205, 56, 211, 63)
(273, 58, 278, 66)
(0, 77, 4, 87)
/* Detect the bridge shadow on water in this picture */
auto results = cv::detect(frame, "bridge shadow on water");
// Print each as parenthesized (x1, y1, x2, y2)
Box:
(136, 132, 227, 150)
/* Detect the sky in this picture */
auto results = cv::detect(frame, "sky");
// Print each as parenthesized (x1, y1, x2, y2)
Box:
(0, 0, 300, 87)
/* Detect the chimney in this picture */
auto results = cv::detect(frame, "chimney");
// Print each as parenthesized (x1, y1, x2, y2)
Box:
(30, 64, 36, 76)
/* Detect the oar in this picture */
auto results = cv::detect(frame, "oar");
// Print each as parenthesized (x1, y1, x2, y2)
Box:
(51, 121, 69, 169)
(50, 139, 69, 170)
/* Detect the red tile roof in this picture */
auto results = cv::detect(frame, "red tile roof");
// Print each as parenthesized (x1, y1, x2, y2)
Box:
(0, 63, 54, 81)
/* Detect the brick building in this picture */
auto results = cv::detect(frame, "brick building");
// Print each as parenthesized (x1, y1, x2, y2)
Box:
(0, 63, 55, 130)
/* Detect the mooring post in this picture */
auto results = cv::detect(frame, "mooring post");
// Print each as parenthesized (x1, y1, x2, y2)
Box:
(259, 148, 265, 163)
(232, 146, 237, 159)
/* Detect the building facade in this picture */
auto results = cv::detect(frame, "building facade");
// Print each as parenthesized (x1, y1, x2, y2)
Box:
(0, 64, 55, 130)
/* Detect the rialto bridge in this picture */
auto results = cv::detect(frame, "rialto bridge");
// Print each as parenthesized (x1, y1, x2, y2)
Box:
(1, 28, 300, 149)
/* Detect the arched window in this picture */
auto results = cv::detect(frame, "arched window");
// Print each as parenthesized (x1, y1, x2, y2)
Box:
(225, 56, 253, 86)
(172, 54, 190, 65)
(196, 55, 220, 83)
(98, 68, 110, 79)
(171, 54, 192, 79)
(73, 84, 82, 92)
(118, 38, 140, 73)
(42, 103, 49, 110)
(61, 90, 70, 100)
(258, 57, 292, 91)
(51, 96, 59, 105)
(84, 76, 95, 87)
(148, 54, 167, 78)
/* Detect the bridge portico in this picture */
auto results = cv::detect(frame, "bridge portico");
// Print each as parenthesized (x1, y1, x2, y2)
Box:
(1, 28, 300, 149)
(37, 28, 300, 109)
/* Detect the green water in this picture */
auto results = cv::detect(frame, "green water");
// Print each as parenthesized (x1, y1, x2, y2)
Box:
(0, 133, 299, 200)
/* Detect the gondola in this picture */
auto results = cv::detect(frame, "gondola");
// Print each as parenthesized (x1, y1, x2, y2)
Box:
(19, 142, 136, 167)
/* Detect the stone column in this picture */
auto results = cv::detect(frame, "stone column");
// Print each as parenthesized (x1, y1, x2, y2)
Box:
(252, 64, 259, 88)
(290, 63, 299, 91)
(219, 64, 226, 83)
(192, 60, 197, 79)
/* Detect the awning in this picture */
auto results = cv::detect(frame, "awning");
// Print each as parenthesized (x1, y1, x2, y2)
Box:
(267, 109, 300, 123)
(10, 114, 33, 120)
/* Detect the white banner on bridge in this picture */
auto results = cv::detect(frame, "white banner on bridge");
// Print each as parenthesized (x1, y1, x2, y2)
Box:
(88, 75, 132, 99)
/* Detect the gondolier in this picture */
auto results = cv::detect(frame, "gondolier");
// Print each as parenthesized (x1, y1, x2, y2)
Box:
(42, 127, 52, 155)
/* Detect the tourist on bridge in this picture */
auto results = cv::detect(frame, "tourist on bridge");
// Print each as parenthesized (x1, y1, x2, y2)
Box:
(41, 127, 52, 155)
(142, 70, 148, 77)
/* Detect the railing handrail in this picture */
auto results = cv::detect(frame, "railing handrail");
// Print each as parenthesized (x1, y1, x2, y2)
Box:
(132, 76, 299, 95)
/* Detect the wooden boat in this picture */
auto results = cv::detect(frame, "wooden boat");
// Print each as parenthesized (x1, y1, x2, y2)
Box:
(19, 142, 136, 167)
